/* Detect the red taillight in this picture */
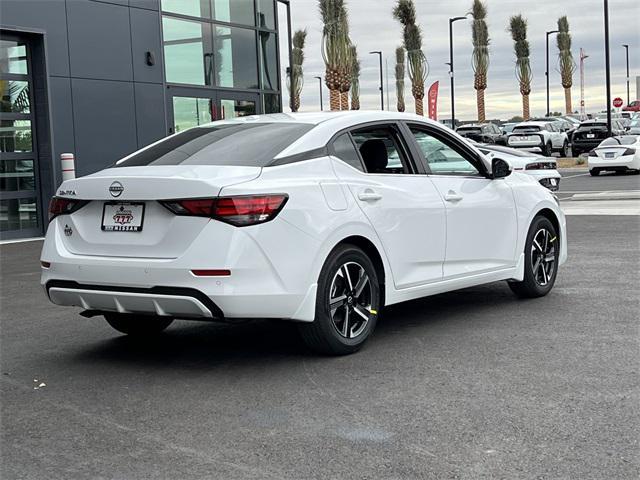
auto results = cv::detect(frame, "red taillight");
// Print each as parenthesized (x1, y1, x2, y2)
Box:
(48, 197, 87, 221)
(161, 194, 288, 227)
(191, 269, 231, 277)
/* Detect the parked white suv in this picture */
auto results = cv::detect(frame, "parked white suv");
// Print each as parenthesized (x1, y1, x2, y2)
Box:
(507, 121, 570, 157)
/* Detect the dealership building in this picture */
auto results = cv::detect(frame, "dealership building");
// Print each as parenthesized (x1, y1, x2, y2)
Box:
(1, 0, 289, 240)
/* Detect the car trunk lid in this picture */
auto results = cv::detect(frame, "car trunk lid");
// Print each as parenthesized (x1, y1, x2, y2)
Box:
(56, 165, 261, 258)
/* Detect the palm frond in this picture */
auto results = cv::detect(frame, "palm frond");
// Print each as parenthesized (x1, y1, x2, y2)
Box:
(470, 0, 490, 78)
(556, 15, 575, 87)
(392, 0, 416, 26)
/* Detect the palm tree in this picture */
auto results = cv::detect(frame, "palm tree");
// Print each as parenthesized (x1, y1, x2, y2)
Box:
(508, 15, 532, 120)
(319, 0, 352, 111)
(395, 46, 406, 112)
(557, 16, 575, 114)
(288, 29, 307, 112)
(470, 0, 490, 122)
(350, 45, 360, 110)
(393, 0, 428, 116)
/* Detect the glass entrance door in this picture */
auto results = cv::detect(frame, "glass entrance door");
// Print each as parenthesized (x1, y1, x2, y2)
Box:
(167, 87, 259, 134)
(0, 34, 41, 239)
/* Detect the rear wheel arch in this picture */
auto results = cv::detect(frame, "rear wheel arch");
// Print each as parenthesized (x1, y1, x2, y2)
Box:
(329, 235, 386, 306)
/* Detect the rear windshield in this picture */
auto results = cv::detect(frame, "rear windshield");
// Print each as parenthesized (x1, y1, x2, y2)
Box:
(599, 136, 638, 146)
(114, 123, 314, 168)
(578, 123, 607, 130)
(513, 125, 540, 133)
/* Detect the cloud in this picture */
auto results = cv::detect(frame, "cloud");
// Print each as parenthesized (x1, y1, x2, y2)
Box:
(279, 0, 640, 119)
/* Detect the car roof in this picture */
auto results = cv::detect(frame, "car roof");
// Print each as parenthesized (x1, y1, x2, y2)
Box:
(192, 111, 464, 159)
(457, 123, 488, 128)
(514, 121, 549, 127)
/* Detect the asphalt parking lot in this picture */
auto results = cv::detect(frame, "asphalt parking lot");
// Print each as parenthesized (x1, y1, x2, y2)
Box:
(1, 172, 639, 479)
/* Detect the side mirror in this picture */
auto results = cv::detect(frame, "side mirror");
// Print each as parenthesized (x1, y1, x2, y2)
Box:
(491, 157, 512, 179)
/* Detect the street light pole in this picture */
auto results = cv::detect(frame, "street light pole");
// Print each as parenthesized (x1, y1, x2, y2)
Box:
(369, 51, 384, 110)
(314, 76, 323, 111)
(623, 44, 630, 106)
(546, 29, 559, 117)
(449, 16, 467, 127)
(604, 0, 612, 136)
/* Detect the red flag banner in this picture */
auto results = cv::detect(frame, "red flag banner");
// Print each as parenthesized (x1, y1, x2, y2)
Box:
(427, 81, 439, 120)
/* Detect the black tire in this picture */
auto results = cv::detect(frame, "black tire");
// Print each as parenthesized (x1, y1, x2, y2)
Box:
(298, 244, 381, 355)
(542, 141, 553, 157)
(104, 313, 173, 336)
(589, 169, 600, 176)
(508, 216, 560, 299)
(561, 141, 569, 158)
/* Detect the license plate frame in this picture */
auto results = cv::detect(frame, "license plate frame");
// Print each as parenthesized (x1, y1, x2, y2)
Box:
(101, 202, 145, 232)
(605, 152, 615, 159)
(587, 133, 595, 138)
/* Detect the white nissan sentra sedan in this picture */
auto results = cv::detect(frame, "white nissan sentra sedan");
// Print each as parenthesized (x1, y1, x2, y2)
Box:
(41, 112, 567, 355)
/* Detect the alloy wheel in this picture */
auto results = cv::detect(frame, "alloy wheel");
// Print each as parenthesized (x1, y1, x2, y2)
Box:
(328, 261, 373, 339)
(530, 228, 557, 286)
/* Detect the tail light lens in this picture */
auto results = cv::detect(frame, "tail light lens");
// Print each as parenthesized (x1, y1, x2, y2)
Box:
(622, 148, 635, 156)
(161, 194, 288, 227)
(588, 150, 598, 157)
(48, 197, 88, 221)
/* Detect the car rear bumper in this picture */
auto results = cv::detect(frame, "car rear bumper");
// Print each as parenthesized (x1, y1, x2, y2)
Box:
(588, 155, 640, 170)
(40, 218, 321, 321)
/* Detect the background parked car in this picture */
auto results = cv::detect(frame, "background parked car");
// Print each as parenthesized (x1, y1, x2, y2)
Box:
(588, 135, 640, 176)
(530, 116, 576, 138)
(626, 118, 640, 134)
(456, 123, 503, 144)
(572, 119, 626, 156)
(507, 121, 570, 157)
(623, 100, 640, 112)
(477, 143, 561, 191)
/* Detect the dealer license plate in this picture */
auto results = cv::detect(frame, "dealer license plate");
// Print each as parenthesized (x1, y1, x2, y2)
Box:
(102, 202, 145, 232)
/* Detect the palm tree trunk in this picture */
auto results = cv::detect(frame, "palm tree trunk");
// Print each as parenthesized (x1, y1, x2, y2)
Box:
(397, 100, 405, 112)
(564, 87, 572, 114)
(415, 97, 424, 116)
(522, 94, 530, 120)
(292, 95, 300, 113)
(340, 91, 349, 110)
(329, 89, 341, 111)
(351, 96, 360, 110)
(477, 89, 486, 122)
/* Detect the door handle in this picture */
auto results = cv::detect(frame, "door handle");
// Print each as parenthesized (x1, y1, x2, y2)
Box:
(358, 190, 383, 202)
(444, 191, 463, 202)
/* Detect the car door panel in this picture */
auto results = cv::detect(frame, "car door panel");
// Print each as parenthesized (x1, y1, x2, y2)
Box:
(404, 123, 519, 279)
(330, 125, 446, 290)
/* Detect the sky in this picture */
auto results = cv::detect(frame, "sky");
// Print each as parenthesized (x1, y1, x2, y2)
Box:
(278, 0, 640, 120)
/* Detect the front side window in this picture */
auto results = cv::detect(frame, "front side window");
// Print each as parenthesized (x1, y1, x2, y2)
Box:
(331, 133, 363, 172)
(115, 123, 313, 168)
(351, 126, 412, 174)
(410, 128, 480, 176)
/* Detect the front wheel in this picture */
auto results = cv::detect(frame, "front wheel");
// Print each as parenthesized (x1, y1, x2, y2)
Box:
(298, 245, 381, 355)
(508, 216, 560, 298)
(104, 313, 173, 336)
(561, 141, 570, 158)
(590, 169, 600, 176)
(542, 141, 553, 157)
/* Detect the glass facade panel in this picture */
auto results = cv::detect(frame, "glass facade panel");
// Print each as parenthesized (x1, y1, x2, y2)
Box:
(259, 31, 278, 91)
(173, 96, 213, 133)
(0, 80, 30, 113)
(163, 17, 212, 85)
(0, 120, 32, 153)
(263, 94, 280, 114)
(161, 0, 211, 18)
(213, 0, 255, 25)
(0, 159, 35, 191)
(0, 197, 38, 232)
(257, 0, 276, 29)
(0, 40, 28, 75)
(214, 26, 258, 89)
(220, 99, 256, 119)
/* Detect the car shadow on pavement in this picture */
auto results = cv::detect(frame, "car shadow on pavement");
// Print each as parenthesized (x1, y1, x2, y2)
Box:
(69, 280, 546, 370)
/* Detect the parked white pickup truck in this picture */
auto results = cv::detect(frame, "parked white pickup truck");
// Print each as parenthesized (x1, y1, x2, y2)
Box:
(507, 121, 570, 157)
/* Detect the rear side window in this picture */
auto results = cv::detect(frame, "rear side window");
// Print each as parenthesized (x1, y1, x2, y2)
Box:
(331, 133, 364, 171)
(114, 123, 314, 168)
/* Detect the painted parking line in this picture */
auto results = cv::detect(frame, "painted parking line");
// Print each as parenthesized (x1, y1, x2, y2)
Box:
(0, 237, 44, 245)
(562, 199, 640, 216)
